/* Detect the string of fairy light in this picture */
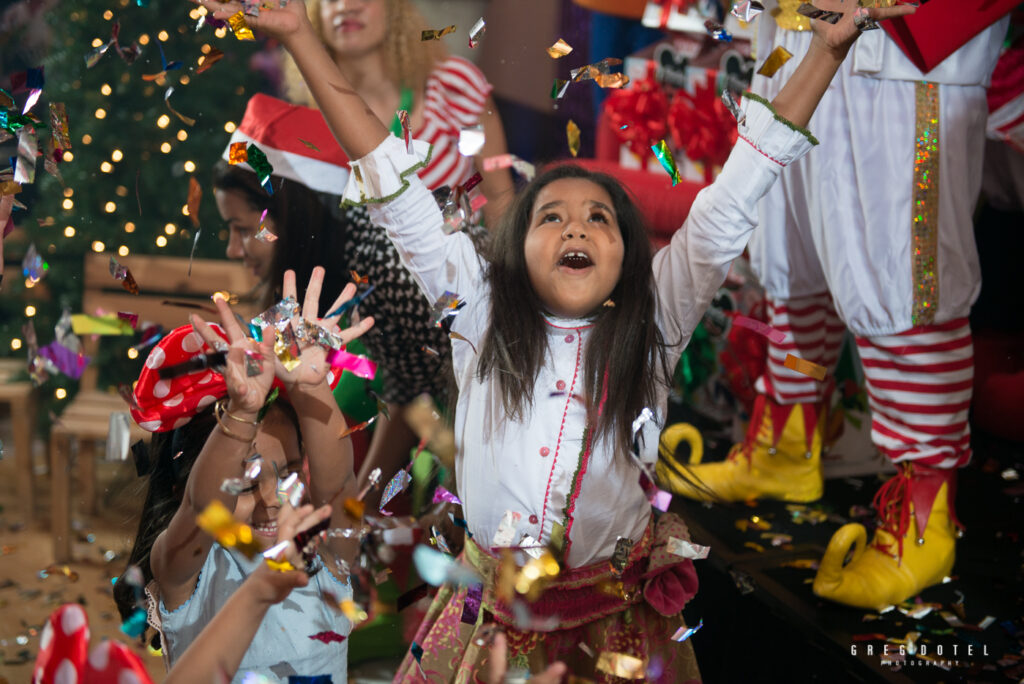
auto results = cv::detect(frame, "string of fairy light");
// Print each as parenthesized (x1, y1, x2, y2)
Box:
(5, 0, 256, 405)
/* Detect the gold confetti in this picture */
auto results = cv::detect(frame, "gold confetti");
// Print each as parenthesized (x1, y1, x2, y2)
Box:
(228, 11, 255, 41)
(196, 500, 261, 559)
(756, 45, 793, 78)
(594, 72, 630, 89)
(783, 353, 827, 381)
(421, 24, 456, 41)
(228, 142, 248, 165)
(595, 652, 646, 679)
(298, 138, 320, 152)
(187, 177, 202, 228)
(546, 38, 573, 58)
(566, 120, 581, 157)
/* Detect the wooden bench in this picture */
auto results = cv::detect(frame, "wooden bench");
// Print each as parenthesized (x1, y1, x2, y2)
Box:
(50, 252, 257, 562)
(0, 358, 38, 522)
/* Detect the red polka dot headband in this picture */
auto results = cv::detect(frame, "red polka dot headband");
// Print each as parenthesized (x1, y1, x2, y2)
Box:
(130, 323, 342, 433)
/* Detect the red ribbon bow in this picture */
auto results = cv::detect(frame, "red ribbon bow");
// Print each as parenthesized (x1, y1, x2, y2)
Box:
(668, 79, 738, 183)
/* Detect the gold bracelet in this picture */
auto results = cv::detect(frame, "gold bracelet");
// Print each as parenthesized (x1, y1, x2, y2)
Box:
(215, 398, 261, 426)
(214, 400, 258, 442)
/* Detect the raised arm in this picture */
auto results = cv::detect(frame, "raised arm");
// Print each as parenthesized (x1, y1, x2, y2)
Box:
(272, 268, 373, 563)
(150, 299, 275, 606)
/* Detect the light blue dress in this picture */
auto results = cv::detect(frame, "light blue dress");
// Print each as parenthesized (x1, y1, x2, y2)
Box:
(149, 543, 351, 683)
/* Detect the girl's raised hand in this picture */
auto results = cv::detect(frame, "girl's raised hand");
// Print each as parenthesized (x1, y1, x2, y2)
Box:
(192, 0, 311, 43)
(271, 499, 333, 573)
(809, 0, 916, 57)
(276, 267, 375, 392)
(190, 295, 275, 415)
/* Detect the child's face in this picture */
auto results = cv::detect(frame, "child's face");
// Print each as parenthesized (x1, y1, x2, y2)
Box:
(523, 178, 624, 319)
(232, 407, 303, 550)
(318, 0, 389, 63)
(216, 188, 277, 282)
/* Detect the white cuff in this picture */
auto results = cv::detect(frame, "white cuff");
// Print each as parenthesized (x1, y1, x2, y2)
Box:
(341, 134, 433, 206)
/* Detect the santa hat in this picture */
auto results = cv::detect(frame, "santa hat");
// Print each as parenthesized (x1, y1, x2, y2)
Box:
(222, 93, 351, 195)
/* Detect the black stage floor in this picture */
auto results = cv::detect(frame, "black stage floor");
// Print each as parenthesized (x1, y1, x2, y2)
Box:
(667, 419, 1024, 683)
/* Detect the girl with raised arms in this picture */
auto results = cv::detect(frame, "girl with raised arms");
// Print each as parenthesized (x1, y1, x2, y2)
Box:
(192, 0, 914, 679)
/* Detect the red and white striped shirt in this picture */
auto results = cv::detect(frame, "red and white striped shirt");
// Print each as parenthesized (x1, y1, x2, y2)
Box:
(414, 56, 493, 191)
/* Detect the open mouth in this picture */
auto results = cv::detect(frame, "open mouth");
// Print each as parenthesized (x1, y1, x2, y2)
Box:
(558, 251, 593, 270)
(252, 520, 278, 538)
(332, 16, 364, 31)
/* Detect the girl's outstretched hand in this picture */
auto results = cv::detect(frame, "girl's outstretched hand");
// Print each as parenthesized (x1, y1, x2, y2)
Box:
(190, 296, 275, 415)
(249, 559, 310, 606)
(276, 267, 375, 393)
(192, 0, 311, 43)
(268, 499, 333, 576)
(810, 0, 916, 57)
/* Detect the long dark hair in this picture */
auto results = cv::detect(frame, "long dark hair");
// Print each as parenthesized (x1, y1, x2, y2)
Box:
(477, 164, 673, 458)
(212, 161, 349, 317)
(113, 401, 301, 623)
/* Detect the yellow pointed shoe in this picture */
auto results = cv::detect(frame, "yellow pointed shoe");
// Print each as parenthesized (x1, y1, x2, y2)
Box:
(656, 394, 825, 503)
(812, 464, 959, 611)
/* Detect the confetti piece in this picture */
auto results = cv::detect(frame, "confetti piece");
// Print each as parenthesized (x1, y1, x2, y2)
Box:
(350, 270, 369, 284)
(71, 314, 135, 336)
(274, 325, 302, 372)
(566, 120, 581, 157)
(783, 353, 827, 381)
(49, 103, 71, 151)
(325, 283, 375, 318)
(733, 315, 785, 343)
(432, 486, 462, 506)
(731, 0, 765, 21)
(421, 24, 456, 41)
(228, 141, 248, 165)
(550, 78, 570, 99)
(187, 177, 202, 228)
(468, 17, 486, 48)
(671, 619, 704, 642)
(196, 500, 261, 558)
(513, 549, 561, 601)
(109, 256, 140, 294)
(228, 11, 255, 40)
(298, 138, 319, 152)
(666, 537, 710, 560)
(430, 291, 464, 328)
(596, 652, 646, 679)
(546, 38, 573, 59)
(413, 545, 482, 586)
(13, 128, 37, 185)
(397, 109, 411, 153)
(449, 331, 477, 354)
(379, 468, 412, 512)
(245, 144, 274, 193)
(458, 125, 485, 156)
(756, 45, 793, 78)
(339, 415, 377, 439)
(595, 72, 631, 89)
(704, 19, 733, 41)
(492, 509, 522, 548)
(165, 87, 196, 126)
(570, 57, 622, 83)
(196, 47, 224, 74)
(796, 2, 842, 24)
(22, 243, 47, 283)
(651, 139, 681, 186)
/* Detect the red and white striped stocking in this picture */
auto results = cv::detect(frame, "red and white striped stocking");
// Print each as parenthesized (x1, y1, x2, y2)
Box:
(856, 318, 974, 469)
(757, 293, 845, 405)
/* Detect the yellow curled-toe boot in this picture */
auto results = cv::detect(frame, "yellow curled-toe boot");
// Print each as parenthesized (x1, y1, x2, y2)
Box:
(656, 393, 825, 503)
(813, 463, 960, 611)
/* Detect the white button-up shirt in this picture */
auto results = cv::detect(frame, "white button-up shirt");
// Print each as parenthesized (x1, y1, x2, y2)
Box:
(360, 95, 815, 568)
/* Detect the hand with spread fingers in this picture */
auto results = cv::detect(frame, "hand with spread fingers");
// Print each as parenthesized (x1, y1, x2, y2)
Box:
(276, 267, 375, 393)
(266, 499, 333, 576)
(192, 0, 311, 44)
(809, 0, 916, 57)
(190, 297, 275, 416)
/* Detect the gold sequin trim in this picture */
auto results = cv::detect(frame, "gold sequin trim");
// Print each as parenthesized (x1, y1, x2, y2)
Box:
(772, 0, 810, 31)
(912, 82, 940, 326)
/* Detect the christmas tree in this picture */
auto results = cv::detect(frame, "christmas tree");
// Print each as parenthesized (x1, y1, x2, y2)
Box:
(1, 0, 270, 432)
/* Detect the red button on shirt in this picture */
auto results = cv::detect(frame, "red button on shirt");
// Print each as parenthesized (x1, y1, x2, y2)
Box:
(529, 514, 539, 524)
(540, 446, 550, 457)
(565, 334, 575, 343)
(556, 380, 566, 391)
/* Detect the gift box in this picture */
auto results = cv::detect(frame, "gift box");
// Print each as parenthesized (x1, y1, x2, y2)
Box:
(611, 33, 752, 185)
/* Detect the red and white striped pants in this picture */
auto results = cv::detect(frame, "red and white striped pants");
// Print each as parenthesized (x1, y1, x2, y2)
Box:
(758, 294, 973, 469)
